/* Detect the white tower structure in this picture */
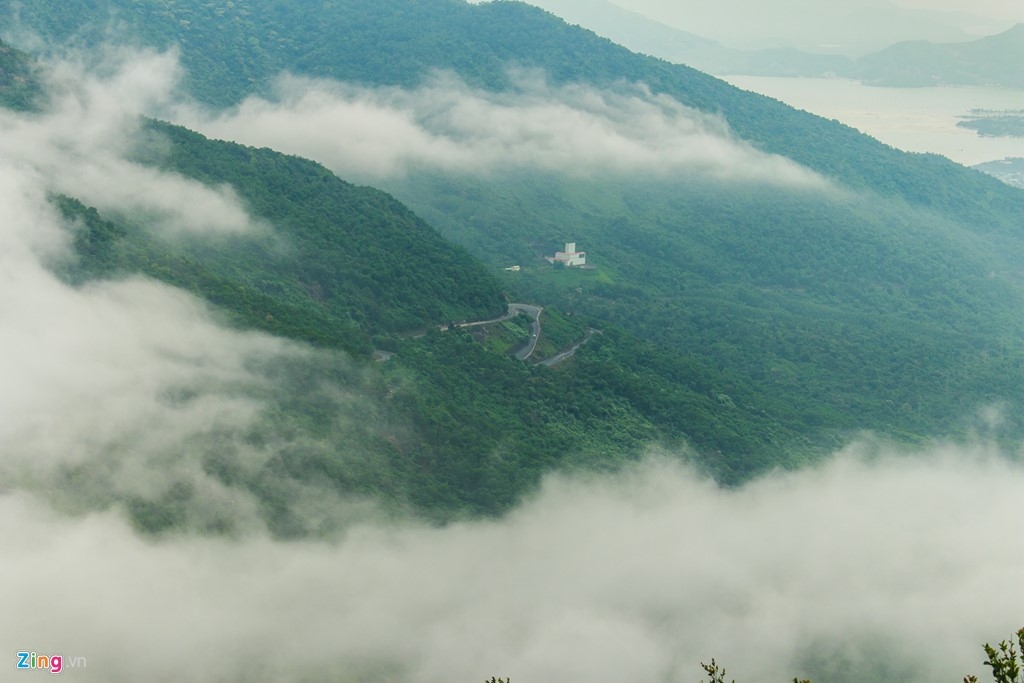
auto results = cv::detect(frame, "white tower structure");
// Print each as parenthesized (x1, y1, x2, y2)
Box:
(552, 242, 586, 266)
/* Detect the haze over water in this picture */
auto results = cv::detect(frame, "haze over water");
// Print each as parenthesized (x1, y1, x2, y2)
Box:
(723, 76, 1024, 167)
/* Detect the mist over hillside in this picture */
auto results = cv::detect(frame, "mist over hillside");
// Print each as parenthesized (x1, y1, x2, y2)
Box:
(7, 448, 1024, 683)
(2, 3, 1024, 682)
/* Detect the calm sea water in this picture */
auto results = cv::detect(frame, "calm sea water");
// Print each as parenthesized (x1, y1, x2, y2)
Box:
(722, 75, 1024, 167)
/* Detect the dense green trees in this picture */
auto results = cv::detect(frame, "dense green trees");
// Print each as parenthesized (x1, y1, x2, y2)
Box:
(957, 112, 1024, 138)
(0, 39, 41, 110)
(54, 118, 751, 522)
(62, 119, 507, 356)
(6, 0, 1023, 225)
(966, 629, 1024, 683)
(9, 0, 1024, 522)
(50, 111, 847, 521)
(396, 169, 1024, 455)
(695, 628, 1024, 683)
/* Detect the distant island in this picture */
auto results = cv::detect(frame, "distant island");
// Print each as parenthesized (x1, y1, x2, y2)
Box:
(958, 110, 1024, 138)
(973, 157, 1024, 188)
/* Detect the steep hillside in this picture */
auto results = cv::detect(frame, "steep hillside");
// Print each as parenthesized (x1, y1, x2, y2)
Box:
(4, 0, 1023, 224)
(6, 0, 1024, 512)
(7, 18, 1024, 682)
(0, 38, 40, 110)
(62, 119, 507, 354)
(392, 170, 1024, 443)
(41, 114, 812, 524)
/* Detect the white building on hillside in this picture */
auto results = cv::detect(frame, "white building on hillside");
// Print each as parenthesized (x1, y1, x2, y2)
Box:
(548, 242, 586, 267)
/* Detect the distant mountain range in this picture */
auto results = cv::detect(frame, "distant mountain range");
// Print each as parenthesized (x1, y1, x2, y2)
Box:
(856, 23, 1024, 87)
(524, 0, 853, 77)
(523, 1, 1024, 87)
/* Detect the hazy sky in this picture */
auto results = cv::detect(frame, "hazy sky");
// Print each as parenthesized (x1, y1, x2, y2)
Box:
(616, 0, 1024, 24)
(866, 0, 1023, 20)
(522, 0, 1024, 53)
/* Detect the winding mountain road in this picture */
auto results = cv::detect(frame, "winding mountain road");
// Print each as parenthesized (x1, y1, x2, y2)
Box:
(511, 304, 543, 361)
(538, 328, 598, 367)
(457, 303, 543, 360)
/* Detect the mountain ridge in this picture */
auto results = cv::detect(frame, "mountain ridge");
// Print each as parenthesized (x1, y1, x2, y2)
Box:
(517, 3, 1024, 88)
(5, 0, 1024, 518)
(856, 22, 1024, 87)
(4, 0, 1022, 224)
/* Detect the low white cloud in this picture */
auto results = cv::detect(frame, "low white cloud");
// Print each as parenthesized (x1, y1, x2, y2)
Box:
(0, 49, 260, 500)
(175, 70, 828, 188)
(3, 449, 1022, 683)
(0, 50, 391, 536)
(0, 47, 256, 236)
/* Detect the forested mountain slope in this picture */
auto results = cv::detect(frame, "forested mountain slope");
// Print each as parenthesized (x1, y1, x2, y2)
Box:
(6, 11, 1024, 681)
(6, 0, 1024, 522)
(146, 120, 505, 342)
(36, 112, 805, 525)
(394, 169, 1024, 444)
(4, 0, 1023, 224)
(0, 38, 40, 110)
(63, 119, 507, 355)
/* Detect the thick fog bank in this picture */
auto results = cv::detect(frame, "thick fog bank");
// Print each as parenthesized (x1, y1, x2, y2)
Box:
(174, 69, 827, 188)
(0, 49, 397, 538)
(4, 450, 1023, 683)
